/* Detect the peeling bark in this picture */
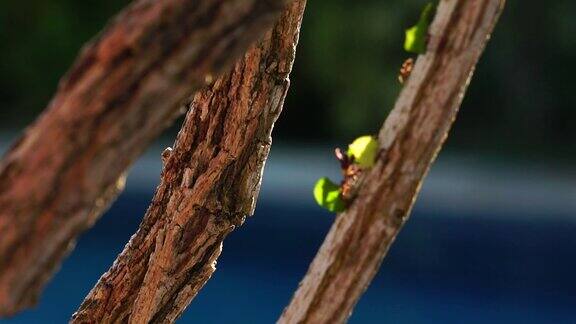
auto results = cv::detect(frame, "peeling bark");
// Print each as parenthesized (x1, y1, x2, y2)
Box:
(0, 0, 294, 316)
(279, 1, 506, 323)
(72, 1, 306, 323)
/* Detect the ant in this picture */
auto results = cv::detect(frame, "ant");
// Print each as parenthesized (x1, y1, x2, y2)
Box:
(398, 57, 414, 84)
(334, 148, 363, 202)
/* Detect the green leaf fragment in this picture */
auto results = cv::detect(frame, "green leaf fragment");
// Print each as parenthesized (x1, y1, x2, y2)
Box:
(348, 135, 379, 168)
(313, 177, 346, 213)
(404, 2, 435, 54)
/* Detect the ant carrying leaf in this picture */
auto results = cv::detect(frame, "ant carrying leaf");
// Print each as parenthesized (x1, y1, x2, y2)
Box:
(313, 136, 379, 213)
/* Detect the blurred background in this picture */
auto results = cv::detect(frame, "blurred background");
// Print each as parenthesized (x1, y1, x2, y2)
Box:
(1, 0, 575, 323)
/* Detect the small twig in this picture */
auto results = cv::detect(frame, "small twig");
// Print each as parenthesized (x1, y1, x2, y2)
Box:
(279, 0, 506, 323)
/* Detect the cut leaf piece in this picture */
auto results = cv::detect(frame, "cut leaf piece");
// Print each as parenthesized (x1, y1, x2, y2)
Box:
(313, 177, 346, 213)
(348, 135, 378, 168)
(404, 2, 435, 54)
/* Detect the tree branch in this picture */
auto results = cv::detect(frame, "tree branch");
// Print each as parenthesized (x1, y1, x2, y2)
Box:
(0, 0, 294, 316)
(278, 0, 506, 323)
(71, 1, 306, 323)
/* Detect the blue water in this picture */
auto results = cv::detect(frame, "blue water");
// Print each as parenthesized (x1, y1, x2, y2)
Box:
(4, 190, 576, 323)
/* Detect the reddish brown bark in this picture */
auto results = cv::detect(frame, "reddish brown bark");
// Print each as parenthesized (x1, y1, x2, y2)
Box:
(279, 0, 506, 323)
(71, 1, 306, 323)
(0, 0, 293, 316)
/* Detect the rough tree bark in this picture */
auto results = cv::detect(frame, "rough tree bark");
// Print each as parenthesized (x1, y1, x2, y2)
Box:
(0, 0, 293, 316)
(278, 0, 505, 323)
(71, 1, 306, 323)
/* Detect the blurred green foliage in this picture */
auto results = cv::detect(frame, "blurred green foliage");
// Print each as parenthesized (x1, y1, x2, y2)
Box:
(0, 0, 129, 127)
(281, 0, 424, 142)
(280, 0, 576, 159)
(0, 0, 575, 159)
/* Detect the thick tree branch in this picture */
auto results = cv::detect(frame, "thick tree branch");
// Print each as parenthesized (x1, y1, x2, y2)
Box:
(0, 0, 293, 316)
(278, 0, 505, 323)
(71, 1, 306, 323)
